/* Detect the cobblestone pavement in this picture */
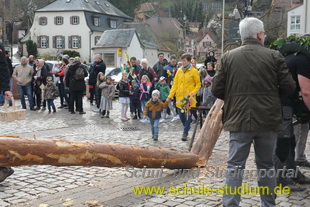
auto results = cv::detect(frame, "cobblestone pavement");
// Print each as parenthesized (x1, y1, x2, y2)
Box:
(0, 98, 310, 206)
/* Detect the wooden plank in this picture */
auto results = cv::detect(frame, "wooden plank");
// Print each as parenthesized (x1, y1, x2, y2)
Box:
(190, 99, 224, 165)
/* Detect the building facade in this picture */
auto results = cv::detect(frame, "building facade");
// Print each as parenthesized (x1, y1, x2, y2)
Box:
(93, 28, 170, 67)
(21, 0, 132, 62)
(287, 4, 304, 36)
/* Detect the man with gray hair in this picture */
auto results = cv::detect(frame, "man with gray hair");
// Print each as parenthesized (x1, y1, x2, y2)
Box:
(212, 17, 296, 206)
(12, 56, 35, 110)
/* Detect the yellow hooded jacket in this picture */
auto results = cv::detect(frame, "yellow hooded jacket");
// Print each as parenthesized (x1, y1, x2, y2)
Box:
(168, 66, 201, 109)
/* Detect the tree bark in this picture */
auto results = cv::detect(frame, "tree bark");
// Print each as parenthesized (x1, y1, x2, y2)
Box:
(191, 99, 224, 164)
(0, 137, 203, 169)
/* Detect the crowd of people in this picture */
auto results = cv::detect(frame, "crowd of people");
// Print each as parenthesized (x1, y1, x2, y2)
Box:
(87, 53, 217, 141)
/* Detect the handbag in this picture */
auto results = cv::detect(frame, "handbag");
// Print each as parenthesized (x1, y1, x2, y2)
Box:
(0, 97, 26, 122)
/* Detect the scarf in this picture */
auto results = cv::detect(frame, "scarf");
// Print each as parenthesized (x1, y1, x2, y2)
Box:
(181, 64, 192, 73)
(152, 99, 159, 104)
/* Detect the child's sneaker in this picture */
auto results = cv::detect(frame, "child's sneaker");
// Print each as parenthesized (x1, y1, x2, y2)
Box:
(153, 136, 158, 141)
(140, 119, 147, 123)
(53, 110, 56, 114)
(48, 111, 51, 114)
(159, 118, 165, 123)
(171, 115, 180, 122)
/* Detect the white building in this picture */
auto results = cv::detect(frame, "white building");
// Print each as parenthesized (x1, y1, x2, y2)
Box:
(21, 0, 132, 62)
(93, 28, 170, 67)
(287, 4, 304, 36)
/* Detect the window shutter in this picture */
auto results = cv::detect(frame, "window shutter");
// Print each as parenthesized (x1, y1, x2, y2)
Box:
(78, 36, 81, 48)
(77, 16, 80, 24)
(37, 36, 41, 48)
(62, 36, 65, 48)
(46, 36, 49, 48)
(54, 17, 56, 25)
(39, 18, 42, 25)
(53, 36, 56, 48)
(61, 17, 64, 25)
(68, 36, 72, 49)
(70, 16, 73, 24)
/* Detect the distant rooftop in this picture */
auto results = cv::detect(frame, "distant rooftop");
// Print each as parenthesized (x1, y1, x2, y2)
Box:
(37, 0, 132, 19)
(95, 29, 136, 48)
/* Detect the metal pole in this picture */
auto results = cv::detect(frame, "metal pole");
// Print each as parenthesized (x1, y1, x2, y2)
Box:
(221, 0, 225, 56)
(10, 23, 13, 60)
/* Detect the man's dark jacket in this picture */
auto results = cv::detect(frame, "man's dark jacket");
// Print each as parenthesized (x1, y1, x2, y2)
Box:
(65, 62, 88, 92)
(0, 43, 10, 93)
(89, 60, 106, 86)
(212, 38, 296, 132)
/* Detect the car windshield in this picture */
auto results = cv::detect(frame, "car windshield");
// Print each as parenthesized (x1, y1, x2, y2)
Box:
(46, 63, 54, 72)
(107, 68, 121, 76)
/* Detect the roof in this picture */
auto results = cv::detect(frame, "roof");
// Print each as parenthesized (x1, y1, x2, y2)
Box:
(287, 3, 303, 11)
(95, 29, 136, 48)
(119, 22, 170, 51)
(187, 27, 221, 46)
(146, 17, 182, 40)
(36, 0, 132, 19)
(134, 3, 168, 18)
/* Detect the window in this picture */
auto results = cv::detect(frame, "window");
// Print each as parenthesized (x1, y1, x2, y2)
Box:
(71, 16, 80, 25)
(94, 17, 100, 26)
(69, 36, 81, 49)
(55, 16, 64, 25)
(53, 36, 65, 48)
(290, 15, 301, 30)
(37, 36, 49, 49)
(203, 41, 211, 47)
(5, 0, 10, 9)
(39, 17, 48, 25)
(104, 53, 115, 67)
(94, 36, 101, 45)
(110, 20, 117, 28)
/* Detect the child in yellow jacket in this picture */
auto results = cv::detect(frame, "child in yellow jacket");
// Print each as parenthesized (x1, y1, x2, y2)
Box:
(143, 90, 168, 141)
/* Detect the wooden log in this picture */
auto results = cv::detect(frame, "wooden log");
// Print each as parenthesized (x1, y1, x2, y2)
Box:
(190, 99, 224, 164)
(0, 137, 203, 169)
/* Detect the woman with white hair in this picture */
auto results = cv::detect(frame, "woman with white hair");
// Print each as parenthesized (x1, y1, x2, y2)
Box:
(138, 59, 157, 85)
(33, 59, 48, 110)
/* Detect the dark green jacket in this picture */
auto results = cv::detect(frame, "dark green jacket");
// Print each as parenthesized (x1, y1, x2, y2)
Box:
(212, 39, 296, 132)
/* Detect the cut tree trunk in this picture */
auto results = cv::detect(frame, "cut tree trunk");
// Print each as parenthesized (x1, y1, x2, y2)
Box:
(0, 137, 203, 169)
(191, 99, 224, 165)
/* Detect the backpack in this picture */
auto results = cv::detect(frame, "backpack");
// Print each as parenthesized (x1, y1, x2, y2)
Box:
(74, 65, 86, 80)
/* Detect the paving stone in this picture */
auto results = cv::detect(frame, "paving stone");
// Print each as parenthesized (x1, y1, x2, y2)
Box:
(163, 200, 180, 206)
(0, 201, 10, 207)
(0, 193, 14, 199)
(149, 197, 167, 203)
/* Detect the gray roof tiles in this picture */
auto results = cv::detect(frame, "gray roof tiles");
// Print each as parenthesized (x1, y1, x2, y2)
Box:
(37, 0, 132, 19)
(95, 28, 136, 48)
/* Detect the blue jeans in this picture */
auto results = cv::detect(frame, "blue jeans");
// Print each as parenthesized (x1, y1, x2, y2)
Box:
(46, 99, 56, 112)
(177, 108, 192, 134)
(150, 119, 159, 137)
(58, 83, 68, 106)
(17, 84, 34, 109)
(141, 100, 147, 113)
